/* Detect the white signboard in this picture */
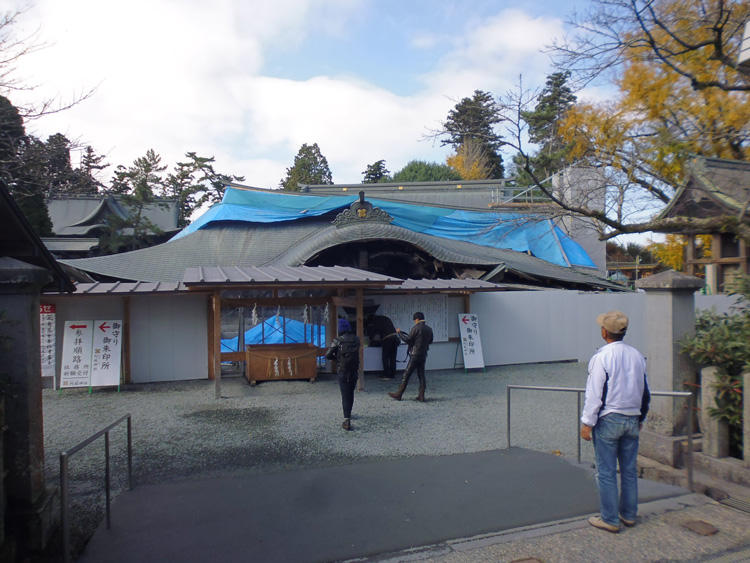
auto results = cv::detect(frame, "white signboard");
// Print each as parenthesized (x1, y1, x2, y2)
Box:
(458, 313, 485, 369)
(60, 321, 93, 388)
(39, 304, 56, 385)
(91, 320, 123, 387)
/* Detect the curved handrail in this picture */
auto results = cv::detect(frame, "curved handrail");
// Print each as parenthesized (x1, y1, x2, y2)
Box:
(60, 413, 133, 563)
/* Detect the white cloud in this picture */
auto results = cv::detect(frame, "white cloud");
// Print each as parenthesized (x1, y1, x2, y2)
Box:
(421, 9, 565, 97)
(5, 1, 568, 188)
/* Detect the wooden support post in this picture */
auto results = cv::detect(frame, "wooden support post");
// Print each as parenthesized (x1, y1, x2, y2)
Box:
(463, 293, 471, 314)
(122, 296, 131, 384)
(356, 287, 364, 390)
(207, 296, 215, 380)
(213, 291, 222, 399)
(685, 234, 696, 277)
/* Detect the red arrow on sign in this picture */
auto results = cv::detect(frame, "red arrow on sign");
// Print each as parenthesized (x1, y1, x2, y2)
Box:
(461, 315, 471, 324)
(69, 324, 88, 329)
(98, 322, 111, 332)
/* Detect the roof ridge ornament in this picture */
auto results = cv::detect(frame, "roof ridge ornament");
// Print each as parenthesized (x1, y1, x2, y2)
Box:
(332, 190, 393, 228)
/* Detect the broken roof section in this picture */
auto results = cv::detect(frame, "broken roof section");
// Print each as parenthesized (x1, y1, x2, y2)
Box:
(171, 186, 595, 269)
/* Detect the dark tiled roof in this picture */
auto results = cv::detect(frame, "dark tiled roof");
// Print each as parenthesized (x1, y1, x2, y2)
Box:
(183, 265, 400, 287)
(60, 219, 621, 290)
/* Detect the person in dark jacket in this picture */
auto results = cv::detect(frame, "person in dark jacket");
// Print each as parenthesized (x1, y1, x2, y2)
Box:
(326, 318, 360, 430)
(365, 314, 399, 380)
(388, 312, 433, 402)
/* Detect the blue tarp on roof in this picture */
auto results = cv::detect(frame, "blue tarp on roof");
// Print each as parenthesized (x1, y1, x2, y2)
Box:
(221, 315, 326, 352)
(172, 187, 596, 268)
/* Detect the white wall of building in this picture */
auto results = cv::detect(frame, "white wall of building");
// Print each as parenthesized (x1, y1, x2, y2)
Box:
(45, 290, 737, 383)
(129, 294, 208, 382)
(467, 290, 738, 368)
(45, 293, 208, 385)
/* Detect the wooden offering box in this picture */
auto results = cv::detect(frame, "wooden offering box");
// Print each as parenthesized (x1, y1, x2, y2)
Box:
(245, 343, 324, 385)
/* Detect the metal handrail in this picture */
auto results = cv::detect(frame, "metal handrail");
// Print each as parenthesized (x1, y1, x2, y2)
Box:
(506, 385, 695, 492)
(60, 413, 133, 563)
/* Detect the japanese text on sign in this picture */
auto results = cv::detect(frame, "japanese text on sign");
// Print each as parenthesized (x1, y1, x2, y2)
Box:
(60, 321, 93, 388)
(457, 313, 485, 369)
(39, 304, 56, 384)
(91, 320, 123, 387)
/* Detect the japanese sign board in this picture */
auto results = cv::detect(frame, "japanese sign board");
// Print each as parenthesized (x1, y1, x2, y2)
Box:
(60, 321, 93, 388)
(39, 304, 56, 386)
(458, 313, 485, 369)
(91, 320, 123, 387)
(60, 320, 122, 388)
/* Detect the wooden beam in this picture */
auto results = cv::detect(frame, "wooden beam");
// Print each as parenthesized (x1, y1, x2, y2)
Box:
(463, 294, 470, 314)
(222, 297, 331, 307)
(332, 296, 358, 307)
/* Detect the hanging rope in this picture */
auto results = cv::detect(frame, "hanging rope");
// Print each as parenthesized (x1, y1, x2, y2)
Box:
(251, 303, 258, 326)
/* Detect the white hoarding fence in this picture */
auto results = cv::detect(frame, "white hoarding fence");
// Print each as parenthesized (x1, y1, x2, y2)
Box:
(458, 313, 485, 369)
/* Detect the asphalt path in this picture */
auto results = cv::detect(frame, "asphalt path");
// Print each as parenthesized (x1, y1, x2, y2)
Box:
(80, 447, 687, 563)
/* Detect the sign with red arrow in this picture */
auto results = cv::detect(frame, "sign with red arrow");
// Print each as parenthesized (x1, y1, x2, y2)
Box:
(60, 321, 93, 388)
(457, 313, 485, 370)
(91, 320, 122, 387)
(60, 320, 122, 389)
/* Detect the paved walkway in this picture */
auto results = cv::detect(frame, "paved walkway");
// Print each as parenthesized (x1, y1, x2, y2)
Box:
(79, 447, 709, 563)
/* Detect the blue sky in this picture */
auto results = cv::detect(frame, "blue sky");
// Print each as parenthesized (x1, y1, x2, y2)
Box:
(5, 0, 599, 190)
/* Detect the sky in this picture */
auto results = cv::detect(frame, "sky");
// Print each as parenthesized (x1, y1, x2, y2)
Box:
(2, 0, 602, 191)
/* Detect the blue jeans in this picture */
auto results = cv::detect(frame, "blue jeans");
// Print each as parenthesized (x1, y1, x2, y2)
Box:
(592, 413, 640, 526)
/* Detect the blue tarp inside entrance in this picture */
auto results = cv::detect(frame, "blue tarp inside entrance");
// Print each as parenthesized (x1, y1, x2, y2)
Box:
(221, 315, 326, 353)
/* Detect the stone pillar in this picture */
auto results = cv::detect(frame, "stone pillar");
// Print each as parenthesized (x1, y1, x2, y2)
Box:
(635, 271, 704, 467)
(0, 257, 57, 553)
(701, 367, 730, 457)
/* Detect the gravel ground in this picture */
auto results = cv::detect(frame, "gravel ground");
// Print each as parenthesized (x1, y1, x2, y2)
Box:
(42, 362, 595, 558)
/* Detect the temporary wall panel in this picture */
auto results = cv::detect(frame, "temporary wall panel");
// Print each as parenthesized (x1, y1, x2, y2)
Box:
(44, 290, 736, 383)
(129, 294, 208, 382)
(469, 290, 737, 368)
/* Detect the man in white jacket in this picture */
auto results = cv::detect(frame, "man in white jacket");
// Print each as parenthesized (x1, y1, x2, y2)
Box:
(580, 310, 650, 533)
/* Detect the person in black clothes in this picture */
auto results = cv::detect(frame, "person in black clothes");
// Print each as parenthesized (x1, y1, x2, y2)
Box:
(325, 318, 360, 430)
(388, 312, 433, 402)
(365, 314, 399, 380)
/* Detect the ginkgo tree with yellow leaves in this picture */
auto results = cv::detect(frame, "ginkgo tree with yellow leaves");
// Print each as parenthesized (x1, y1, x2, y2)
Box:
(511, 0, 750, 242)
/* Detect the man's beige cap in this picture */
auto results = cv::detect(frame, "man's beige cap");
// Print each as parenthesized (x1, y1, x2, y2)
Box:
(596, 310, 629, 335)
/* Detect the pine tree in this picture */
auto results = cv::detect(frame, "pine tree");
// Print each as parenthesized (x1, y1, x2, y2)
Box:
(442, 90, 505, 178)
(362, 160, 390, 183)
(279, 143, 333, 190)
(516, 72, 577, 183)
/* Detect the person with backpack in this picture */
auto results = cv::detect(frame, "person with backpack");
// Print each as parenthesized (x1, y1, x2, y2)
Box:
(388, 311, 433, 402)
(325, 318, 361, 431)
